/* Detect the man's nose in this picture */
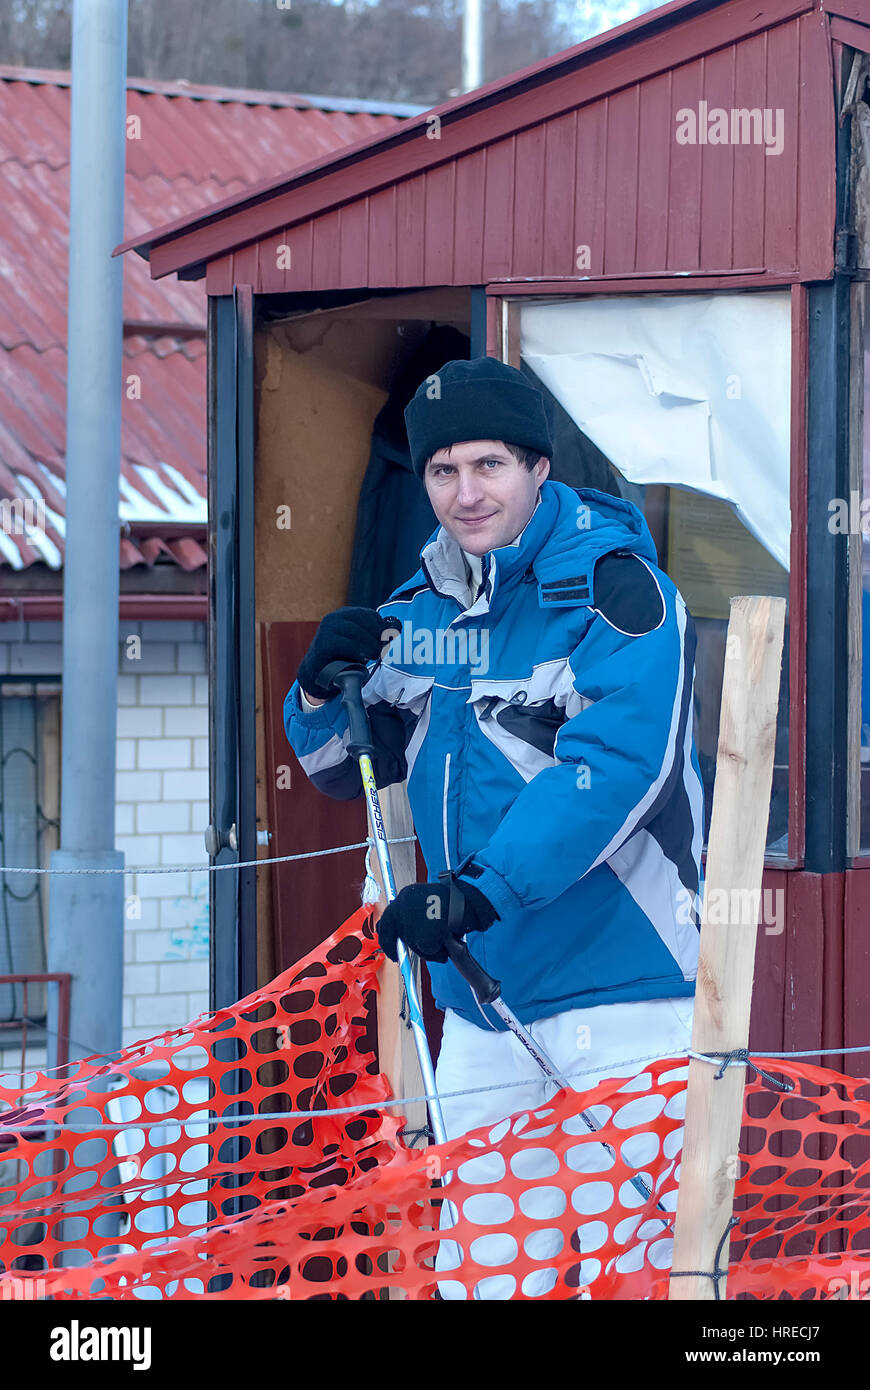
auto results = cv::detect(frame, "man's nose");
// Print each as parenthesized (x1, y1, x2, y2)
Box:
(455, 469, 485, 506)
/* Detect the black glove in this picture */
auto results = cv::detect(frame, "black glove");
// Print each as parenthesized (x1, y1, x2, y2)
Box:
(377, 875, 499, 963)
(297, 606, 394, 701)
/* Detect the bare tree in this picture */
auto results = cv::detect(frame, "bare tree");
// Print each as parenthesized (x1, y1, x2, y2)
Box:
(0, 0, 71, 68)
(3, 0, 636, 105)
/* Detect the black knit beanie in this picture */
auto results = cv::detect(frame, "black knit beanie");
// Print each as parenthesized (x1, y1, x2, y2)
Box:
(403, 357, 553, 480)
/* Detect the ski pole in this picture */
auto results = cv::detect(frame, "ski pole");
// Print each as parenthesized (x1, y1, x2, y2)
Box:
(320, 659, 667, 1224)
(319, 659, 448, 1146)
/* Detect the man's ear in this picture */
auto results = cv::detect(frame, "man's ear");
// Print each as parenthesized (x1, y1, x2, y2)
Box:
(537, 456, 551, 482)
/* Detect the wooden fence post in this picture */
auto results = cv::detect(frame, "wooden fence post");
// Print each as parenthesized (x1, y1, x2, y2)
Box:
(364, 781, 427, 1301)
(366, 781, 427, 1141)
(668, 594, 786, 1301)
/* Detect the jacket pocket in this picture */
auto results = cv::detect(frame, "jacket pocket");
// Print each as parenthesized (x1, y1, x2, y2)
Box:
(467, 657, 594, 783)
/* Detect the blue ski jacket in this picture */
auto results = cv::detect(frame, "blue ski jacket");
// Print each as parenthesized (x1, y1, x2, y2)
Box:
(284, 479, 703, 1029)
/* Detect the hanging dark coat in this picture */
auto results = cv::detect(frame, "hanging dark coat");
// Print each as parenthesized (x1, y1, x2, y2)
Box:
(346, 325, 470, 609)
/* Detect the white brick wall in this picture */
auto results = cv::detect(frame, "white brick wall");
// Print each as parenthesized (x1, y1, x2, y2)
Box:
(115, 622, 210, 1049)
(0, 618, 210, 1064)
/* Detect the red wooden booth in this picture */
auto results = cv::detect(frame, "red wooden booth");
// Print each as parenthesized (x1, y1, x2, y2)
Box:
(119, 0, 870, 1073)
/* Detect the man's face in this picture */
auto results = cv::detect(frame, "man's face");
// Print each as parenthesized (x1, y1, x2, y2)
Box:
(423, 440, 550, 556)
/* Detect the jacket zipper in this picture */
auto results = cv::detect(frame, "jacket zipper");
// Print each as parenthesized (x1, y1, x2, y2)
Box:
(422, 553, 487, 621)
(442, 752, 451, 870)
(444, 734, 498, 1031)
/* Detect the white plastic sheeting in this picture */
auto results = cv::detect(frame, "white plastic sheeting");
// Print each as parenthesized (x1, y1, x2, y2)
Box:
(520, 291, 791, 569)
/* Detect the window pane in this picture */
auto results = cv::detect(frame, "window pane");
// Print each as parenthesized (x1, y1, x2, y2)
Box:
(519, 290, 791, 855)
(0, 684, 59, 1024)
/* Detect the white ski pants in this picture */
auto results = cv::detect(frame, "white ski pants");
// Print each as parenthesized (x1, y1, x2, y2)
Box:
(433, 995, 695, 1299)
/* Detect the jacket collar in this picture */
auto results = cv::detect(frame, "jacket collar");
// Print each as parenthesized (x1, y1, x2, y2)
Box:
(421, 490, 550, 615)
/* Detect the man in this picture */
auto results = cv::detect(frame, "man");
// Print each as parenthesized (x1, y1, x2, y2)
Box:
(284, 357, 703, 1297)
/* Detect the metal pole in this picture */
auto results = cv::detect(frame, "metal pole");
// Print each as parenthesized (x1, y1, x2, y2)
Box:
(462, 0, 483, 92)
(47, 0, 127, 1066)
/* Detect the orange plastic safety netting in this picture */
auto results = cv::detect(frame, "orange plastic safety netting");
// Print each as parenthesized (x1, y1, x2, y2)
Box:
(0, 904, 869, 1300)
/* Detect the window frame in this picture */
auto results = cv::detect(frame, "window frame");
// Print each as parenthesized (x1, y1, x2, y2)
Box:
(848, 278, 869, 865)
(0, 677, 62, 1057)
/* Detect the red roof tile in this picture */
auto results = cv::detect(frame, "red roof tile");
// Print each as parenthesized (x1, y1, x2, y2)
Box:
(0, 68, 413, 571)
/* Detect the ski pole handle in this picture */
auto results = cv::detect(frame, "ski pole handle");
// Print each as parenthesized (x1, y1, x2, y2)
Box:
(445, 937, 501, 1006)
(319, 660, 375, 757)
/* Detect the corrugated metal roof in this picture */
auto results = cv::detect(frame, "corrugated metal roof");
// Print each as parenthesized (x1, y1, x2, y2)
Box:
(0, 67, 411, 571)
(0, 66, 425, 117)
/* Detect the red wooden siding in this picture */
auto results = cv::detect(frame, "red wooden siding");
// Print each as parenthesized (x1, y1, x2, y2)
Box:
(750, 871, 826, 1066)
(205, 9, 834, 297)
(844, 870, 870, 1075)
(828, 0, 870, 25)
(261, 620, 368, 975)
(749, 870, 870, 1079)
(830, 15, 870, 54)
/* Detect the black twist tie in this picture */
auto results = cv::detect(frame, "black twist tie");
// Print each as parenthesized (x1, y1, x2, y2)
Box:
(398, 1125, 433, 1146)
(670, 1215, 739, 1301)
(398, 974, 412, 1025)
(699, 1048, 794, 1091)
